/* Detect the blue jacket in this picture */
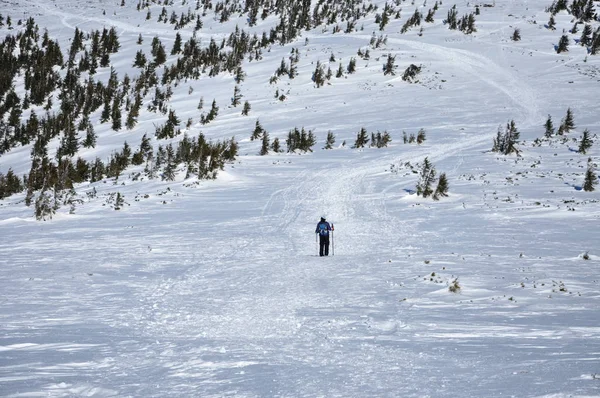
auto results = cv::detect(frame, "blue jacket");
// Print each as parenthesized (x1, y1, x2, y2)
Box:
(315, 221, 332, 236)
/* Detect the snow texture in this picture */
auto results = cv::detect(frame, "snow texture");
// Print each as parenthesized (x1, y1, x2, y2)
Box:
(1, 0, 600, 396)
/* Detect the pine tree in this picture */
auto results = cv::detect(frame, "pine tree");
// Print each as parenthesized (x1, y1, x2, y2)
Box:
(251, 120, 264, 140)
(353, 127, 370, 148)
(171, 32, 182, 55)
(35, 188, 55, 221)
(416, 157, 436, 198)
(548, 15, 556, 30)
(432, 172, 449, 200)
(162, 144, 176, 181)
(336, 63, 344, 78)
(383, 54, 397, 76)
(580, 24, 593, 47)
(493, 120, 520, 155)
(558, 108, 575, 134)
(402, 64, 422, 82)
(325, 131, 336, 149)
(557, 35, 569, 53)
(260, 132, 270, 155)
(312, 61, 326, 87)
(512, 28, 521, 41)
(347, 57, 357, 74)
(583, 158, 598, 191)
(578, 129, 593, 154)
(271, 137, 281, 153)
(241, 101, 251, 115)
(114, 192, 124, 210)
(417, 128, 426, 144)
(232, 85, 242, 107)
(544, 115, 555, 138)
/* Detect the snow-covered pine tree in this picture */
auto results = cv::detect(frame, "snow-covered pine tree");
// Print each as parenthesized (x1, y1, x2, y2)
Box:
(432, 172, 449, 200)
(512, 28, 521, 41)
(251, 120, 264, 141)
(583, 158, 598, 191)
(260, 132, 270, 155)
(578, 129, 593, 154)
(232, 85, 242, 107)
(544, 115, 555, 138)
(241, 101, 251, 115)
(557, 34, 569, 53)
(558, 107, 575, 134)
(325, 131, 336, 149)
(416, 128, 426, 144)
(493, 120, 520, 155)
(353, 127, 369, 148)
(271, 137, 281, 153)
(416, 157, 436, 198)
(383, 54, 397, 75)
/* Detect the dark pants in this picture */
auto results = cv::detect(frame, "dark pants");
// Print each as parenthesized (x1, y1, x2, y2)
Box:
(319, 235, 330, 256)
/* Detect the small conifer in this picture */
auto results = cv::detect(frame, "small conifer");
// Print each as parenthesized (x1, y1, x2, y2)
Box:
(583, 158, 598, 192)
(578, 129, 593, 154)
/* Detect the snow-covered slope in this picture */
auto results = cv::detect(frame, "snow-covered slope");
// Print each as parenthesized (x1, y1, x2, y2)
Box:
(1, 0, 600, 396)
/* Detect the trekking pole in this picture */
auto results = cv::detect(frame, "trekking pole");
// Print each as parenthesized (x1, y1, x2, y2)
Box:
(331, 223, 334, 256)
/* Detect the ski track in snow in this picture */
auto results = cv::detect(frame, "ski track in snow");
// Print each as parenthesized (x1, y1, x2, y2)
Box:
(2, 0, 600, 397)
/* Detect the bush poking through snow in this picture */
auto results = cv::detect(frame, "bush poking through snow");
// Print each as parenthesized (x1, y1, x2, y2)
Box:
(402, 64, 422, 82)
(582, 252, 590, 260)
(449, 278, 461, 293)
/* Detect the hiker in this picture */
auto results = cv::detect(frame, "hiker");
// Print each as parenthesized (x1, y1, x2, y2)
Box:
(315, 217, 333, 256)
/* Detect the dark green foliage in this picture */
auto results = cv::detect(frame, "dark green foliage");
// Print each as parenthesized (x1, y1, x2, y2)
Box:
(544, 115, 555, 138)
(0, 168, 23, 199)
(260, 132, 270, 155)
(416, 157, 436, 198)
(251, 120, 265, 141)
(114, 192, 125, 210)
(155, 109, 181, 139)
(590, 27, 600, 55)
(548, 15, 556, 30)
(232, 85, 242, 107)
(347, 57, 357, 74)
(271, 137, 282, 153)
(370, 131, 392, 148)
(401, 9, 423, 33)
(162, 144, 176, 181)
(133, 50, 147, 68)
(325, 131, 336, 149)
(583, 158, 598, 191)
(580, 24, 593, 47)
(353, 127, 370, 149)
(171, 32, 182, 55)
(383, 54, 397, 75)
(578, 129, 593, 154)
(312, 61, 326, 87)
(200, 100, 219, 125)
(425, 8, 436, 23)
(35, 188, 55, 220)
(446, 6, 458, 30)
(493, 120, 520, 155)
(558, 108, 575, 134)
(417, 128, 427, 144)
(433, 173, 449, 200)
(459, 13, 477, 34)
(557, 35, 569, 53)
(402, 64, 422, 82)
(241, 101, 251, 115)
(286, 127, 316, 153)
(512, 28, 521, 41)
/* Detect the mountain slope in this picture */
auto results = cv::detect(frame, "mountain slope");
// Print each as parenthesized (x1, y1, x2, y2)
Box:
(1, 0, 600, 396)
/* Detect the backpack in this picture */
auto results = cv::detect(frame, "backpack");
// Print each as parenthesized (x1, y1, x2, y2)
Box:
(318, 222, 329, 236)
